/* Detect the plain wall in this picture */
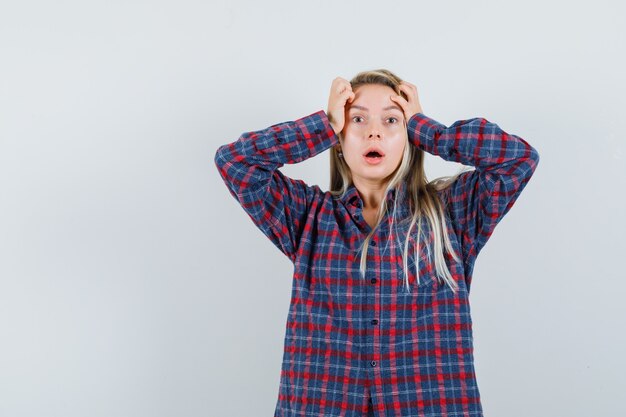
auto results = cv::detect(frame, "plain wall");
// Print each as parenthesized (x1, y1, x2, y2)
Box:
(1, 0, 624, 416)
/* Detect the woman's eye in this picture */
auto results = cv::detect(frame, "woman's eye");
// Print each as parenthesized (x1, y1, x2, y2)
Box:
(351, 116, 398, 124)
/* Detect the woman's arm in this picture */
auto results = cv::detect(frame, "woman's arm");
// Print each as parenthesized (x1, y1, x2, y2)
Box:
(408, 112, 540, 269)
(391, 82, 540, 275)
(214, 110, 338, 261)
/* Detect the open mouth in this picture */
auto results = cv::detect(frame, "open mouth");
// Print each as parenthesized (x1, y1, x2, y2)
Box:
(363, 150, 385, 164)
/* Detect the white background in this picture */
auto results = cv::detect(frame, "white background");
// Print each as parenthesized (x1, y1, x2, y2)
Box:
(1, 0, 624, 416)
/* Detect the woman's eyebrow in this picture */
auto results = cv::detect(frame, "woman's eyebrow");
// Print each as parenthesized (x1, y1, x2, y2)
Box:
(349, 105, 403, 113)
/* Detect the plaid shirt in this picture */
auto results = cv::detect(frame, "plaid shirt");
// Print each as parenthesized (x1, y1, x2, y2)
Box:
(214, 109, 540, 417)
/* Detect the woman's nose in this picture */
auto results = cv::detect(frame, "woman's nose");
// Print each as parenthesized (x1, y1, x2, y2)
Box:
(368, 129, 382, 138)
(365, 119, 384, 139)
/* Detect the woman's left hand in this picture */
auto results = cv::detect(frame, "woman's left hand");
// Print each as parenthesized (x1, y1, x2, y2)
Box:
(390, 81, 424, 123)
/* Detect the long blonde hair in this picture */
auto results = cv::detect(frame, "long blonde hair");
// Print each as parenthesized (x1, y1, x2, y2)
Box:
(329, 69, 470, 293)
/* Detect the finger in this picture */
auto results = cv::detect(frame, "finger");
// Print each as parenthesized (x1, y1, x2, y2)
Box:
(337, 82, 352, 95)
(333, 79, 348, 92)
(399, 83, 417, 100)
(402, 81, 417, 91)
(341, 87, 354, 98)
(399, 86, 417, 105)
(397, 84, 411, 98)
(390, 94, 408, 107)
(390, 95, 410, 118)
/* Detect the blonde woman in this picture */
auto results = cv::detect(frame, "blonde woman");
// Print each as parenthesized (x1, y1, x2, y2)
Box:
(214, 69, 540, 417)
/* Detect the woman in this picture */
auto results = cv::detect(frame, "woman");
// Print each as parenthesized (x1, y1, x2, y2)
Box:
(214, 69, 540, 417)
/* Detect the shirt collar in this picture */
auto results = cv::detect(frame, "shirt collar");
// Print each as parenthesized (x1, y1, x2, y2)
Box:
(340, 181, 406, 207)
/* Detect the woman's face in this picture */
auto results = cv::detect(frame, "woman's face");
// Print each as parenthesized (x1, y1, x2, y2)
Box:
(338, 83, 407, 186)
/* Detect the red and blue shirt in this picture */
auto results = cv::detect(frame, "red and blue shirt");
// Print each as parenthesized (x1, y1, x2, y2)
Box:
(214, 109, 540, 417)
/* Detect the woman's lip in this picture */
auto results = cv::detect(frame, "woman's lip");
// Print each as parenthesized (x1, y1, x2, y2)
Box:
(363, 155, 384, 165)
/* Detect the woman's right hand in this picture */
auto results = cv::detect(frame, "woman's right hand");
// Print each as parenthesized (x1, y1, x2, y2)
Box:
(326, 77, 355, 135)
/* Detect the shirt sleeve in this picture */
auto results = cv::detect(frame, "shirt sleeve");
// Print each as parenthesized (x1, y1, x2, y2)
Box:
(407, 112, 540, 271)
(214, 109, 338, 262)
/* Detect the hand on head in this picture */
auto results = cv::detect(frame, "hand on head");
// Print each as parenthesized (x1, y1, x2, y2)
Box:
(326, 77, 355, 135)
(389, 81, 424, 123)
(326, 78, 423, 135)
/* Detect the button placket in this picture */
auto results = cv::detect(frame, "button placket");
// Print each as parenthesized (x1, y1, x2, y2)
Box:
(367, 229, 381, 374)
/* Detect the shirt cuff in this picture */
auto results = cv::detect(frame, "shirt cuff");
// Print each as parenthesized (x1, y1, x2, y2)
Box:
(292, 109, 339, 156)
(407, 112, 446, 148)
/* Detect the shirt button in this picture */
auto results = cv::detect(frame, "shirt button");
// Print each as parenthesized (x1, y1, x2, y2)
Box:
(370, 278, 377, 284)
(371, 240, 376, 246)
(371, 319, 378, 325)
(314, 128, 321, 134)
(370, 360, 377, 367)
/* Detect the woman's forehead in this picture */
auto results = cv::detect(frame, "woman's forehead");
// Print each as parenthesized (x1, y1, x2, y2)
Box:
(350, 85, 400, 112)
(348, 104, 403, 114)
